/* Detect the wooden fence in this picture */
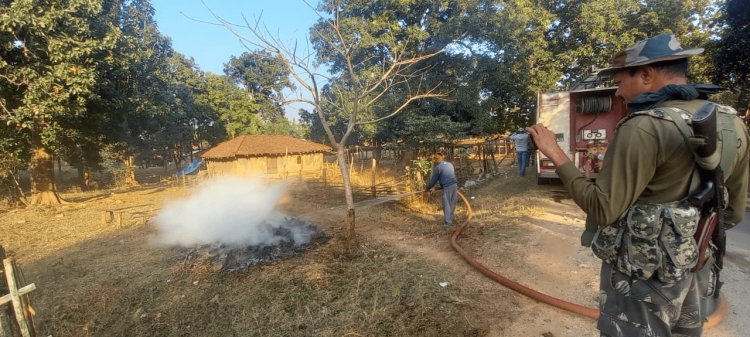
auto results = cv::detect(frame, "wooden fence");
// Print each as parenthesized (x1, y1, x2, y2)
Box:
(0, 246, 37, 337)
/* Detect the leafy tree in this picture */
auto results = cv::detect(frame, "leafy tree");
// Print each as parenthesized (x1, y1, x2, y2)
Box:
(151, 54, 204, 168)
(392, 114, 469, 149)
(224, 51, 294, 125)
(299, 107, 326, 143)
(210, 0, 446, 252)
(0, 0, 122, 204)
(712, 0, 750, 111)
(0, 123, 29, 205)
(195, 73, 257, 138)
(89, 0, 175, 186)
(299, 0, 487, 151)
(458, 0, 722, 133)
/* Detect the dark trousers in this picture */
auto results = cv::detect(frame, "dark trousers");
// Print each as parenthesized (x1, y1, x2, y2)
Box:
(597, 261, 715, 337)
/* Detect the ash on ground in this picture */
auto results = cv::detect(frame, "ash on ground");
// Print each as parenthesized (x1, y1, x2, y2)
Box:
(182, 217, 329, 272)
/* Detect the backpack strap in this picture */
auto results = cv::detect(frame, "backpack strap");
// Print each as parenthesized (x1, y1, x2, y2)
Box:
(657, 107, 702, 195)
(627, 103, 742, 192)
(716, 105, 740, 176)
(617, 107, 701, 194)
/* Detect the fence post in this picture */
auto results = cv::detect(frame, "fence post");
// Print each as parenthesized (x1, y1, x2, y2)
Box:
(371, 159, 377, 197)
(0, 246, 12, 337)
(405, 165, 411, 193)
(1, 258, 36, 337)
(322, 166, 328, 198)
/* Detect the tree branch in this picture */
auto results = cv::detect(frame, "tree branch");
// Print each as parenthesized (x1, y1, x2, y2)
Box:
(356, 80, 449, 126)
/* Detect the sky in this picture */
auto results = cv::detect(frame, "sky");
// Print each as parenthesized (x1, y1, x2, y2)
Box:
(151, 0, 322, 119)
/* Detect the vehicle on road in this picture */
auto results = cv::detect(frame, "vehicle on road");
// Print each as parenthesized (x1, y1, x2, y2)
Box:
(535, 75, 627, 184)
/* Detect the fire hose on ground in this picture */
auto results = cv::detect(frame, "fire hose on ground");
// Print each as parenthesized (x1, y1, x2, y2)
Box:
(447, 190, 729, 329)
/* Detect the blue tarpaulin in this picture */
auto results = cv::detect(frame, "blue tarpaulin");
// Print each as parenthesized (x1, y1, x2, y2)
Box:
(177, 159, 203, 176)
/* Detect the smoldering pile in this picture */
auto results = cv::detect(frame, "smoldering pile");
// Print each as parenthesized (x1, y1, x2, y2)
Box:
(182, 217, 329, 272)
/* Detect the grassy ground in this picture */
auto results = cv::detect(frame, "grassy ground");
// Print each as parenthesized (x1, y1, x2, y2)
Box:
(5, 160, 747, 337)
(3, 164, 525, 337)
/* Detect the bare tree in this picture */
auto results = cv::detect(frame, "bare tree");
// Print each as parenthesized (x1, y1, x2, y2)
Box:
(206, 1, 446, 253)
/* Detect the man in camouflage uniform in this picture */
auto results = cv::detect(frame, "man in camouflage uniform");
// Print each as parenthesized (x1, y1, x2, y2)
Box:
(527, 34, 750, 336)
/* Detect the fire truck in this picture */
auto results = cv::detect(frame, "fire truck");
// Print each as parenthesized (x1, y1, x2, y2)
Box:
(535, 76, 628, 184)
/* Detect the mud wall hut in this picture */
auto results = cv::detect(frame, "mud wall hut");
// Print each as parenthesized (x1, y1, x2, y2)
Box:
(201, 135, 331, 178)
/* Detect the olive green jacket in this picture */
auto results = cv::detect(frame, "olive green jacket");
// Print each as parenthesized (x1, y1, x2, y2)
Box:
(556, 99, 750, 246)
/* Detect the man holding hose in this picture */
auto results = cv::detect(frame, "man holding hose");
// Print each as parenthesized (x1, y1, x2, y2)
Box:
(527, 34, 749, 336)
(425, 152, 458, 228)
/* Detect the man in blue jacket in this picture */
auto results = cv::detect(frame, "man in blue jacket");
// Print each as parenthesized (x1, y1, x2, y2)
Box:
(425, 152, 458, 228)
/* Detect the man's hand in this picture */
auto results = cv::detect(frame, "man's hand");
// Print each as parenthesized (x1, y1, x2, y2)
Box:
(525, 124, 571, 166)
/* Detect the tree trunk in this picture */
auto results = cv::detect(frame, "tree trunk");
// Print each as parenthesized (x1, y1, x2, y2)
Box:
(336, 145, 358, 253)
(74, 161, 86, 190)
(735, 77, 748, 112)
(490, 146, 499, 173)
(29, 145, 62, 205)
(124, 155, 138, 186)
(1, 170, 27, 207)
(57, 156, 62, 177)
(374, 146, 382, 162)
(83, 167, 97, 191)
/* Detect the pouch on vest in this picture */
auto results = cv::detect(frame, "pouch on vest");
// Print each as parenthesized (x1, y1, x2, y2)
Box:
(656, 203, 700, 283)
(591, 222, 624, 263)
(592, 202, 700, 283)
(617, 204, 663, 280)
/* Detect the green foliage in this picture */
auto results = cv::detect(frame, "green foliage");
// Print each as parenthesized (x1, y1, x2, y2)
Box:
(0, 122, 29, 203)
(308, 0, 471, 151)
(0, 0, 312, 198)
(100, 157, 133, 188)
(0, 0, 744, 202)
(299, 108, 327, 144)
(386, 114, 468, 148)
(196, 73, 259, 138)
(711, 0, 750, 110)
(410, 158, 433, 181)
(224, 51, 294, 124)
(0, 0, 121, 148)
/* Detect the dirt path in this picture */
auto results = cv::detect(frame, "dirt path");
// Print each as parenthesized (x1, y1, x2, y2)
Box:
(349, 169, 747, 337)
(328, 172, 603, 337)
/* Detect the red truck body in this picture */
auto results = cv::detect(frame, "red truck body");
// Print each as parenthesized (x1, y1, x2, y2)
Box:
(535, 87, 628, 184)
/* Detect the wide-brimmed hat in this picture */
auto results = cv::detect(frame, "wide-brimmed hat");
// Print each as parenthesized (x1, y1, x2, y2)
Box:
(598, 34, 703, 77)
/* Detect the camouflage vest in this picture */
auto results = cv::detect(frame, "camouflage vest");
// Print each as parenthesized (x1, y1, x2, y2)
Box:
(592, 201, 700, 283)
(591, 101, 740, 283)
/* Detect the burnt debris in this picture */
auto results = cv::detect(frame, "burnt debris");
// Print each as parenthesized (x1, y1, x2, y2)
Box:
(183, 217, 329, 272)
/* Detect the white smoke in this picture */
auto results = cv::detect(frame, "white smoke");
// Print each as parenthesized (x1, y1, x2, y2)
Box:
(152, 176, 314, 247)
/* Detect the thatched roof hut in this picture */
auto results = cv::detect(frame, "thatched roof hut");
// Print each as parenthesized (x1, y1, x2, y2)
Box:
(202, 135, 331, 177)
(202, 135, 331, 159)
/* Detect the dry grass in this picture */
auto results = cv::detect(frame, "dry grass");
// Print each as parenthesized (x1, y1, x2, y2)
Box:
(1, 160, 558, 337)
(25, 234, 484, 337)
(471, 195, 544, 220)
(1, 166, 498, 337)
(320, 161, 408, 191)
